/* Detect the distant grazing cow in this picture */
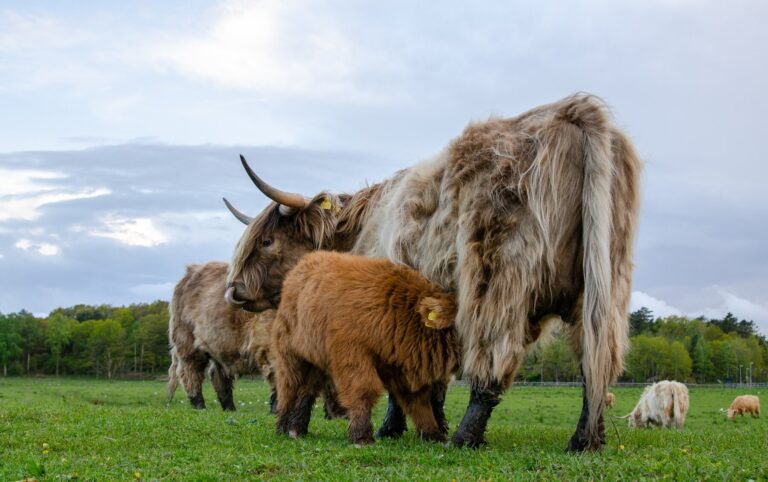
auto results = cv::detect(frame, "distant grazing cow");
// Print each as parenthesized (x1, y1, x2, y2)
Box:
(726, 395, 761, 420)
(224, 94, 642, 450)
(621, 380, 689, 429)
(605, 392, 615, 409)
(272, 251, 461, 445)
(167, 262, 345, 418)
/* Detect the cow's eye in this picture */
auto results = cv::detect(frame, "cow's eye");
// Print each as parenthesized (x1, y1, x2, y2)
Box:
(261, 238, 273, 248)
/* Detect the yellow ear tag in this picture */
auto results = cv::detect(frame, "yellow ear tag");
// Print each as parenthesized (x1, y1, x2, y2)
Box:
(319, 198, 333, 210)
(428, 310, 438, 321)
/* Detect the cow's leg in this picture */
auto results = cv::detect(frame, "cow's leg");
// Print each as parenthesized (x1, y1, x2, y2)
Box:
(451, 381, 503, 448)
(402, 388, 445, 443)
(209, 361, 236, 411)
(566, 373, 606, 452)
(260, 361, 278, 414)
(430, 381, 449, 435)
(332, 356, 384, 446)
(284, 367, 326, 438)
(275, 352, 307, 435)
(269, 390, 278, 414)
(322, 379, 348, 420)
(179, 352, 208, 409)
(375, 394, 407, 438)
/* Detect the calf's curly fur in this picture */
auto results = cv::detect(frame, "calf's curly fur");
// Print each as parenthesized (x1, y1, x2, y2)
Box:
(272, 251, 461, 445)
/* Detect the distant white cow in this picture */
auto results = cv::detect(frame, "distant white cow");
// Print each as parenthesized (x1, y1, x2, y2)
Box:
(620, 380, 689, 429)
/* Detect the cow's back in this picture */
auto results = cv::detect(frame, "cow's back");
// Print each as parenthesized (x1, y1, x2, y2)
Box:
(170, 262, 252, 364)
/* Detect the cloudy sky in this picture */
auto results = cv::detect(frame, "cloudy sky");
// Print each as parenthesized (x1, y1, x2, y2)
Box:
(1, 0, 767, 332)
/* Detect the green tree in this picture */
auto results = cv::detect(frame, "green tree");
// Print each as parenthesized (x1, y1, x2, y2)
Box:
(690, 333, 714, 382)
(0, 314, 23, 376)
(540, 337, 579, 383)
(629, 307, 655, 336)
(45, 312, 75, 376)
(89, 319, 126, 380)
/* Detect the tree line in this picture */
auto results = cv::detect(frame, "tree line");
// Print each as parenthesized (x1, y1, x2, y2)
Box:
(515, 308, 767, 384)
(1, 302, 766, 383)
(0, 302, 169, 379)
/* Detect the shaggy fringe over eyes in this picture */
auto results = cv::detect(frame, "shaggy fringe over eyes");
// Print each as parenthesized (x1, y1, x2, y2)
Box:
(295, 193, 344, 249)
(228, 192, 351, 287)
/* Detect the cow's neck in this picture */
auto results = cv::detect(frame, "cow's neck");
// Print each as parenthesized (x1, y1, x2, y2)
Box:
(331, 181, 386, 252)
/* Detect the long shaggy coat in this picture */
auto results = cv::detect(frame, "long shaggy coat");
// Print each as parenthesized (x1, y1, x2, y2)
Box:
(726, 395, 761, 420)
(167, 262, 276, 410)
(623, 380, 689, 429)
(272, 251, 461, 445)
(227, 94, 642, 449)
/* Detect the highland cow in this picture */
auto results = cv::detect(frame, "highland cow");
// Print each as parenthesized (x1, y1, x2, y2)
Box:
(167, 262, 345, 418)
(224, 94, 642, 451)
(621, 380, 689, 429)
(726, 395, 761, 420)
(606, 392, 615, 409)
(272, 251, 461, 445)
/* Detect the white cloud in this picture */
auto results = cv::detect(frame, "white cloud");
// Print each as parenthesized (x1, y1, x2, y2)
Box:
(151, 0, 380, 100)
(89, 216, 169, 247)
(693, 287, 768, 333)
(14, 238, 61, 256)
(631, 291, 682, 318)
(0, 188, 112, 221)
(0, 168, 111, 221)
(0, 168, 65, 196)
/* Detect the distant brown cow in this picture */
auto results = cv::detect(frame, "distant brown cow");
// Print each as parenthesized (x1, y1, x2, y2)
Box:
(167, 262, 345, 417)
(726, 395, 761, 420)
(605, 392, 615, 409)
(272, 251, 461, 445)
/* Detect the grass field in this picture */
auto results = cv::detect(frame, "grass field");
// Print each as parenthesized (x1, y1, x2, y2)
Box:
(0, 378, 765, 481)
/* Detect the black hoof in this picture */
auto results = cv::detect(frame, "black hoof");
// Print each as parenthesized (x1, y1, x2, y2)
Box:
(189, 394, 206, 410)
(375, 425, 406, 439)
(420, 431, 447, 443)
(450, 430, 486, 449)
(351, 435, 375, 446)
(566, 432, 602, 453)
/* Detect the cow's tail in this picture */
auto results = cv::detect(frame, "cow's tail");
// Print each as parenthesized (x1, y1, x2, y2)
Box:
(672, 386, 687, 428)
(556, 95, 640, 447)
(166, 347, 180, 405)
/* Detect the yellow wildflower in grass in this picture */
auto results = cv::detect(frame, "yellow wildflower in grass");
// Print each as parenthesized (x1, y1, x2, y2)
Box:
(618, 444, 625, 451)
(134, 471, 142, 480)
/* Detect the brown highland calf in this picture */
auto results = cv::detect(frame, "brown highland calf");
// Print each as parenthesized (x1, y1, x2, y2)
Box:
(272, 251, 461, 445)
(726, 395, 761, 420)
(605, 392, 615, 409)
(167, 262, 345, 417)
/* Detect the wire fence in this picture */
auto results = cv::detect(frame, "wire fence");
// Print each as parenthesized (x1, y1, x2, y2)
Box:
(451, 379, 768, 389)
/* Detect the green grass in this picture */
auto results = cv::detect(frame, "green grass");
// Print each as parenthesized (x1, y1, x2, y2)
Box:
(0, 378, 765, 481)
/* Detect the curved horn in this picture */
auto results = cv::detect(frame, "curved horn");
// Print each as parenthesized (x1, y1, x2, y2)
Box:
(240, 154, 307, 212)
(224, 286, 245, 306)
(222, 197, 252, 225)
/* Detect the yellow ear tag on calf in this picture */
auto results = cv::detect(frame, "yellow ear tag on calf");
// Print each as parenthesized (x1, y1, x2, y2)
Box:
(424, 310, 438, 328)
(319, 198, 333, 210)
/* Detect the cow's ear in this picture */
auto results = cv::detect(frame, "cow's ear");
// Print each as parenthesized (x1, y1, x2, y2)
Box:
(418, 296, 455, 330)
(293, 193, 342, 249)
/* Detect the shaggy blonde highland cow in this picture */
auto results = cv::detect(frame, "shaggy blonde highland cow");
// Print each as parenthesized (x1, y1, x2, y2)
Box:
(223, 94, 641, 451)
